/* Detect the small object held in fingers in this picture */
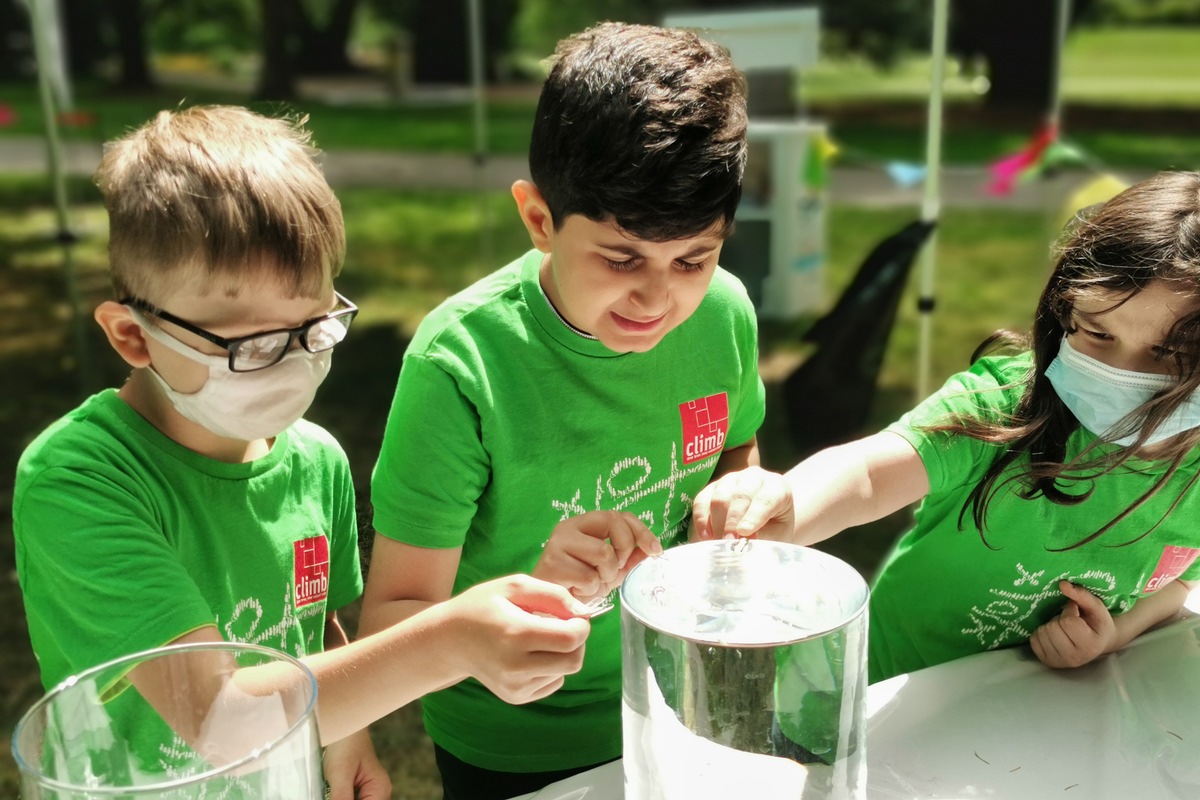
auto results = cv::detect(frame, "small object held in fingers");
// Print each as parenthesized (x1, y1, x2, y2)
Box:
(582, 596, 615, 617)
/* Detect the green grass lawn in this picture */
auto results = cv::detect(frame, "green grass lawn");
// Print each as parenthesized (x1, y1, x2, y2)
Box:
(803, 25, 1200, 108)
(3, 25, 1200, 170)
(0, 79, 539, 154)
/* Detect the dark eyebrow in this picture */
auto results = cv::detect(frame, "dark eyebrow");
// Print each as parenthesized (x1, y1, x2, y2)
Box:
(596, 242, 720, 260)
(676, 244, 720, 260)
(597, 243, 643, 258)
(1073, 310, 1107, 328)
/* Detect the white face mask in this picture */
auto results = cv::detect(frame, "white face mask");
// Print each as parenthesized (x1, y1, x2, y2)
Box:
(1045, 335, 1200, 447)
(132, 311, 332, 441)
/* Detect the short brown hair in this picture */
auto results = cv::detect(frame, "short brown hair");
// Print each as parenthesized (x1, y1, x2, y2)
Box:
(529, 22, 748, 241)
(94, 105, 345, 302)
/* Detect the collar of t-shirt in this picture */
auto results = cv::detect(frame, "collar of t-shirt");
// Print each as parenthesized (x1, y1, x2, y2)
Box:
(522, 250, 626, 359)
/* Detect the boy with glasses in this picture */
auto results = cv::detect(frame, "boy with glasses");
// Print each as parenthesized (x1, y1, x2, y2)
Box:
(363, 23, 766, 799)
(13, 105, 594, 798)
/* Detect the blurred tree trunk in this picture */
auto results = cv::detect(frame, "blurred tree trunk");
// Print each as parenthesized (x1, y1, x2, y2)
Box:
(411, 0, 516, 84)
(952, 0, 1094, 110)
(106, 0, 153, 90)
(0, 0, 34, 79)
(257, 0, 298, 99)
(62, 0, 108, 78)
(294, 0, 361, 74)
(412, 1, 467, 83)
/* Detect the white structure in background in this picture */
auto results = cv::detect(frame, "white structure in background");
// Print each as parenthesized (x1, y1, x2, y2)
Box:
(664, 7, 825, 319)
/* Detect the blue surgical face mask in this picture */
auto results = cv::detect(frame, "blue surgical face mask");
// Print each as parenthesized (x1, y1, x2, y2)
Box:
(1045, 335, 1200, 447)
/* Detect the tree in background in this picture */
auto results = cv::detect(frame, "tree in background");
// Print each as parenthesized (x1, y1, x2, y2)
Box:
(403, 0, 517, 84)
(150, 0, 259, 71)
(511, 0, 652, 66)
(257, 0, 298, 98)
(511, 0, 1094, 112)
(255, 0, 366, 98)
(60, 0, 109, 81)
(12, 0, 1180, 109)
(107, 0, 153, 90)
(951, 0, 1095, 111)
(1, 0, 35, 80)
(294, 0, 361, 74)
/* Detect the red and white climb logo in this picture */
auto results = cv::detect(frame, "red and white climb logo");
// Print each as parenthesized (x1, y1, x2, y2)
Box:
(294, 535, 330, 608)
(1145, 545, 1200, 594)
(679, 393, 729, 465)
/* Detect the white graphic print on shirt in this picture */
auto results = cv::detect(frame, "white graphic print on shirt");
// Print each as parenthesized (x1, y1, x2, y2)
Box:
(961, 563, 1125, 651)
(548, 440, 718, 544)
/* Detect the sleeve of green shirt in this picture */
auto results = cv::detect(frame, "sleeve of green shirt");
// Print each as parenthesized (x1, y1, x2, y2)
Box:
(15, 465, 216, 683)
(327, 440, 364, 613)
(886, 356, 1026, 494)
(726, 285, 767, 449)
(371, 352, 490, 548)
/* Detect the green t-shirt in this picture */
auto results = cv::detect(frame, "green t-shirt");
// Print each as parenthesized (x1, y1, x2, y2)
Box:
(371, 249, 766, 771)
(13, 390, 362, 776)
(872, 353, 1200, 683)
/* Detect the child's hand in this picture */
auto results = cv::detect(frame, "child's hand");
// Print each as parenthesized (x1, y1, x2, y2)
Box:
(1029, 581, 1118, 669)
(691, 466, 796, 542)
(322, 728, 391, 800)
(447, 575, 591, 704)
(532, 510, 662, 603)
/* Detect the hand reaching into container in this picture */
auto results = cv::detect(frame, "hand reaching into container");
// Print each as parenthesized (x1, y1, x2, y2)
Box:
(691, 466, 797, 542)
(533, 510, 663, 603)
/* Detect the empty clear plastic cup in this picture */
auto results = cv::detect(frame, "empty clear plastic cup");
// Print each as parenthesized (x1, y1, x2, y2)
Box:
(12, 641, 322, 799)
(621, 538, 869, 800)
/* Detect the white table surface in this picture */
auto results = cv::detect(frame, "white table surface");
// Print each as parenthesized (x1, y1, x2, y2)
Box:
(512, 605, 1200, 800)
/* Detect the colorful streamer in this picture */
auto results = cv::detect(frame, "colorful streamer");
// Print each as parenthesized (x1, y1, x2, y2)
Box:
(985, 121, 1059, 196)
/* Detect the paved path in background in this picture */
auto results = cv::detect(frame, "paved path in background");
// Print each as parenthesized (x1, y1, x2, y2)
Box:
(0, 135, 1156, 211)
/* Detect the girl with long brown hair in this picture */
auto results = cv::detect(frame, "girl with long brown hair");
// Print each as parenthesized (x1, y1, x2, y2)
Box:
(693, 171, 1200, 683)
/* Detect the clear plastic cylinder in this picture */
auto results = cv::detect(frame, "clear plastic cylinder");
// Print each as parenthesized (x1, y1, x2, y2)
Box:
(621, 539, 868, 799)
(12, 641, 322, 799)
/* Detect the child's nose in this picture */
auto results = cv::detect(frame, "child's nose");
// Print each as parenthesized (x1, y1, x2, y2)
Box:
(631, 272, 669, 312)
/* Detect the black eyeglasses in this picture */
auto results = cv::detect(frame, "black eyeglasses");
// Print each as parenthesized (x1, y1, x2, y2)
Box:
(122, 291, 358, 372)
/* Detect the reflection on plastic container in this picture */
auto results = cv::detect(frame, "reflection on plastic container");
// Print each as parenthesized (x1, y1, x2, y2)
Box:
(621, 539, 868, 799)
(12, 641, 322, 799)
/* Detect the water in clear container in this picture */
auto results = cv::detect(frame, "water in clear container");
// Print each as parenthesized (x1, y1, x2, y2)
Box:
(620, 539, 868, 799)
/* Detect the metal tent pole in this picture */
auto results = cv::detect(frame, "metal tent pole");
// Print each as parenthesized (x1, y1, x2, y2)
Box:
(915, 0, 950, 402)
(29, 0, 90, 392)
(467, 0, 493, 271)
(1049, 0, 1072, 133)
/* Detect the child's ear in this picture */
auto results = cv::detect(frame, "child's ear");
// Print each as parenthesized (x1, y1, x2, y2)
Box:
(94, 301, 152, 368)
(512, 180, 554, 253)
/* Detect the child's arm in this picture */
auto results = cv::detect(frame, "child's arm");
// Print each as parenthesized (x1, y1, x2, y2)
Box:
(692, 431, 930, 545)
(1030, 578, 1196, 669)
(129, 573, 591, 749)
(358, 536, 461, 631)
(712, 436, 760, 478)
(320, 611, 391, 800)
